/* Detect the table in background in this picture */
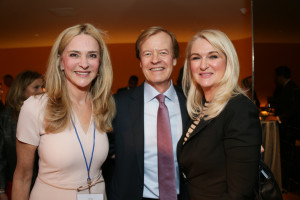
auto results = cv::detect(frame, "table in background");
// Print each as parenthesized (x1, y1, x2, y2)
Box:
(261, 120, 282, 190)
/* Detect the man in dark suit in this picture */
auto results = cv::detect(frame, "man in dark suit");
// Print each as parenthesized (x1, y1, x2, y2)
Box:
(270, 65, 300, 190)
(272, 66, 300, 129)
(107, 27, 189, 200)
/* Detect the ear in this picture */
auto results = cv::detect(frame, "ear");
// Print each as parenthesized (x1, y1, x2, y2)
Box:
(139, 61, 143, 68)
(60, 63, 64, 70)
(172, 58, 177, 66)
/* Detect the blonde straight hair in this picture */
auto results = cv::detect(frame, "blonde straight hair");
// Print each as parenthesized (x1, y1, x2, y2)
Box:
(44, 23, 115, 133)
(182, 29, 245, 120)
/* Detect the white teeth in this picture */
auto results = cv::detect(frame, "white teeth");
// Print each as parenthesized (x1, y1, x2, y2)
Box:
(201, 73, 212, 76)
(75, 72, 89, 75)
(151, 68, 164, 71)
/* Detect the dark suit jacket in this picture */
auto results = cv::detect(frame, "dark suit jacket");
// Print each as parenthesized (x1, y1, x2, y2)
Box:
(177, 94, 262, 200)
(0, 107, 38, 190)
(107, 83, 189, 200)
(272, 80, 300, 128)
(116, 87, 129, 94)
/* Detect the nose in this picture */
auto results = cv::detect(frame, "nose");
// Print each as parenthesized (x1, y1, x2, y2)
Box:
(35, 87, 44, 95)
(79, 56, 89, 69)
(199, 59, 208, 71)
(151, 52, 160, 64)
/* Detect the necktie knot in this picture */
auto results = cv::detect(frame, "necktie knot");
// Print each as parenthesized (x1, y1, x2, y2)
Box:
(156, 94, 165, 104)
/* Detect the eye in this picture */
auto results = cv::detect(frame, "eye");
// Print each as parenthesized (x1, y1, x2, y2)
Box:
(160, 50, 168, 55)
(143, 52, 152, 56)
(209, 55, 218, 59)
(190, 56, 200, 60)
(69, 53, 79, 57)
(33, 85, 41, 90)
(89, 53, 98, 58)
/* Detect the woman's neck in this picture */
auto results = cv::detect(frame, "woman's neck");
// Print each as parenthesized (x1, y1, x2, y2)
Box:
(202, 85, 219, 102)
(67, 84, 93, 133)
(67, 83, 91, 106)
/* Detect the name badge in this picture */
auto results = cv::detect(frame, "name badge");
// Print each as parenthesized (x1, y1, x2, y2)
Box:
(77, 194, 103, 200)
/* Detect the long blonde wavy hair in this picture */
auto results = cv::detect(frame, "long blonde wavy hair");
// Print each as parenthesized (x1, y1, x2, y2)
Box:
(44, 23, 115, 133)
(182, 29, 244, 121)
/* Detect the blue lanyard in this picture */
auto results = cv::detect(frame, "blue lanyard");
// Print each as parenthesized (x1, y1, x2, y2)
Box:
(71, 116, 95, 181)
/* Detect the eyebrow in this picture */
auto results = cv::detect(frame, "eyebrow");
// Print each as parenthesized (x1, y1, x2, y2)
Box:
(142, 49, 169, 53)
(190, 51, 219, 56)
(207, 51, 219, 54)
(66, 50, 100, 54)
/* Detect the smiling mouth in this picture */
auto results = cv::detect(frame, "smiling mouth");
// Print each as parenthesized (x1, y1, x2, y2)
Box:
(200, 72, 213, 77)
(150, 67, 164, 71)
(75, 71, 90, 75)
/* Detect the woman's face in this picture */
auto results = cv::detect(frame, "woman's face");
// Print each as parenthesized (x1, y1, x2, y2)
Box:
(190, 38, 226, 100)
(24, 78, 44, 99)
(61, 34, 100, 92)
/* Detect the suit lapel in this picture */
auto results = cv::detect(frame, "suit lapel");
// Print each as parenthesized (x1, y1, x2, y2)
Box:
(132, 84, 145, 178)
(174, 86, 190, 131)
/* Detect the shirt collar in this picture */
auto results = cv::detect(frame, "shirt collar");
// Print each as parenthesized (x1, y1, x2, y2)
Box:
(144, 81, 176, 103)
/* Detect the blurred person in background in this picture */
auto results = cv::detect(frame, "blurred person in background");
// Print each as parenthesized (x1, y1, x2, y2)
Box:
(241, 75, 260, 108)
(2, 75, 13, 90)
(116, 75, 139, 93)
(270, 65, 300, 191)
(0, 70, 44, 200)
(271, 66, 300, 130)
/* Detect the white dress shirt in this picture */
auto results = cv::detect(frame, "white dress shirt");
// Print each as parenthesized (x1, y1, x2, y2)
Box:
(143, 81, 183, 198)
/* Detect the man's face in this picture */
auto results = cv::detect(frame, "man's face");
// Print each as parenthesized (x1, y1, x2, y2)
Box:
(275, 75, 285, 87)
(139, 32, 177, 93)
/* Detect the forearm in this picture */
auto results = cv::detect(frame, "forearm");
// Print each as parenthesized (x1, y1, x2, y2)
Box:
(12, 168, 33, 200)
(12, 140, 37, 200)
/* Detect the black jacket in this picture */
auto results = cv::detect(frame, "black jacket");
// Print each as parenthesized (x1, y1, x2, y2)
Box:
(177, 94, 262, 200)
(0, 107, 38, 189)
(0, 108, 17, 188)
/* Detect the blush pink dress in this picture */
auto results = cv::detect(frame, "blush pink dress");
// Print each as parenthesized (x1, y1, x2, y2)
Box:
(16, 95, 108, 200)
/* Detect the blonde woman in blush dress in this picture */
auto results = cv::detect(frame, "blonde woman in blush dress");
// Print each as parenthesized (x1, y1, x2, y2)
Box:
(12, 23, 115, 200)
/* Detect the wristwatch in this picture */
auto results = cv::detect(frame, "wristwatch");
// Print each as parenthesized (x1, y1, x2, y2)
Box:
(0, 189, 5, 194)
